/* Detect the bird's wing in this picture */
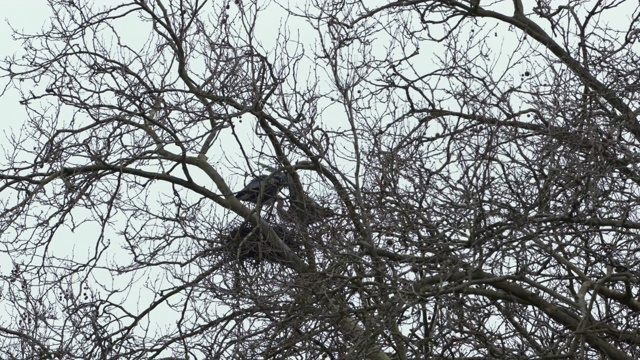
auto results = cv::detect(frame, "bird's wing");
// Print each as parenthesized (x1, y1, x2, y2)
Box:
(245, 175, 268, 190)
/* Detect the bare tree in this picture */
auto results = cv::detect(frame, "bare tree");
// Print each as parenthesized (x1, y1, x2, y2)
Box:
(1, 0, 639, 359)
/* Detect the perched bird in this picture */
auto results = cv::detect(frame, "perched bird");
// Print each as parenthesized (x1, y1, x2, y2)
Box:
(234, 173, 287, 205)
(276, 193, 337, 226)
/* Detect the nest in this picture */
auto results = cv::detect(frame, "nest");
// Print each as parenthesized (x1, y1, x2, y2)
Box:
(224, 223, 300, 267)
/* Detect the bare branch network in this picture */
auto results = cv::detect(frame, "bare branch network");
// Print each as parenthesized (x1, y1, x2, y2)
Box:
(0, 0, 639, 359)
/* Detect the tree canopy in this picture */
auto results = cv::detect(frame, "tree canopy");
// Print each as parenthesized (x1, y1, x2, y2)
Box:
(1, 0, 640, 359)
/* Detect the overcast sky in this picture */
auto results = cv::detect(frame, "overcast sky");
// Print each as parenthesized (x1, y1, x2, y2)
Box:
(1, 2, 637, 357)
(1, 3, 52, 130)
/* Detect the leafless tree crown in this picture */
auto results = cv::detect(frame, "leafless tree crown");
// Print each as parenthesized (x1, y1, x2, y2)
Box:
(1, 0, 639, 359)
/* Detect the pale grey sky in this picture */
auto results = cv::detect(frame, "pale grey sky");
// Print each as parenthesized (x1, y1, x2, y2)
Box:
(1, 4, 50, 131)
(1, 1, 637, 358)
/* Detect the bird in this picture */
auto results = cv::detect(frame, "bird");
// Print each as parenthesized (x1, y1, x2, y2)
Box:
(276, 192, 337, 226)
(234, 173, 287, 205)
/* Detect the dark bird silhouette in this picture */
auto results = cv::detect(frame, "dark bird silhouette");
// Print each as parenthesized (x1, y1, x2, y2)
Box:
(276, 171, 337, 225)
(276, 196, 336, 226)
(234, 173, 287, 205)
